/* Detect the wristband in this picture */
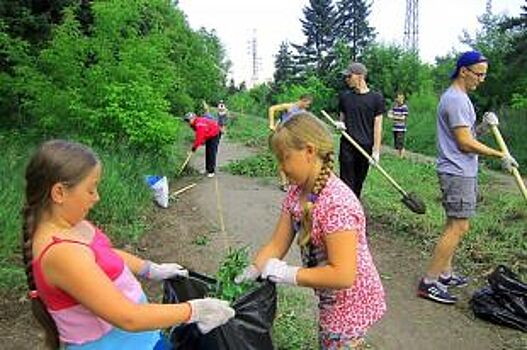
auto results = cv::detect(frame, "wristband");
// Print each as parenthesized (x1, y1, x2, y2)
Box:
(183, 302, 193, 323)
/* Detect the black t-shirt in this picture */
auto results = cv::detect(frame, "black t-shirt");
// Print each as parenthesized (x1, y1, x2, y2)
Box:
(338, 89, 385, 146)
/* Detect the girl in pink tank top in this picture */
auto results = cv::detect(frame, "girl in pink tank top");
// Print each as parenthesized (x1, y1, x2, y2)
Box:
(21, 140, 234, 349)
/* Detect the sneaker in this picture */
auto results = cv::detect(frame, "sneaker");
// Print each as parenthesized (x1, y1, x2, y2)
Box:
(207, 172, 215, 178)
(438, 273, 468, 288)
(417, 278, 457, 304)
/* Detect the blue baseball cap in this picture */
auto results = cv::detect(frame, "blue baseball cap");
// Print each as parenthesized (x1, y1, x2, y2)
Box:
(450, 51, 487, 79)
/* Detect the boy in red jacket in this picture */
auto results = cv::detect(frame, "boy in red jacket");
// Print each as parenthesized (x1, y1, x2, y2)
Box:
(184, 112, 221, 177)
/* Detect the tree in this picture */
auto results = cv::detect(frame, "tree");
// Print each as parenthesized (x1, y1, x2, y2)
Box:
(461, 10, 515, 109)
(0, 0, 92, 45)
(272, 41, 296, 93)
(335, 0, 376, 60)
(292, 0, 337, 77)
(501, 0, 527, 109)
(361, 44, 431, 100)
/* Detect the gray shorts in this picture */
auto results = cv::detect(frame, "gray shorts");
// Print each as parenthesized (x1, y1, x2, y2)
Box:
(438, 173, 477, 218)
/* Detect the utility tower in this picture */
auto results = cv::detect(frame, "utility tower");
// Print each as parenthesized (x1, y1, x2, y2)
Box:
(403, 0, 419, 52)
(247, 29, 261, 88)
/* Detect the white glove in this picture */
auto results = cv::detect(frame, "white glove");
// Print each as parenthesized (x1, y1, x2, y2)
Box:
(261, 258, 300, 285)
(234, 264, 260, 284)
(482, 112, 499, 126)
(188, 298, 235, 334)
(139, 261, 189, 281)
(334, 121, 346, 131)
(501, 153, 519, 173)
(370, 150, 380, 165)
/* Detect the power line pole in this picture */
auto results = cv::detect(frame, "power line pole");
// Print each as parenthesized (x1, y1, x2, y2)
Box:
(403, 0, 419, 52)
(247, 29, 261, 88)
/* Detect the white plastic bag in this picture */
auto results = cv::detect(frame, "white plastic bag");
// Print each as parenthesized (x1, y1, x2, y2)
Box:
(145, 175, 169, 208)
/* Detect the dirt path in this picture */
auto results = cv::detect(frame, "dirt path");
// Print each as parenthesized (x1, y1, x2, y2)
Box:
(1, 140, 524, 349)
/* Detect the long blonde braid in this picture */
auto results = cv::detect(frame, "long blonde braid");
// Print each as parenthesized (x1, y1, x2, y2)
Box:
(298, 153, 334, 247)
(268, 112, 335, 247)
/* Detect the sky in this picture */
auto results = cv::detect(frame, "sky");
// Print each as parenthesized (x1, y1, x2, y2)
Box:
(177, 0, 524, 86)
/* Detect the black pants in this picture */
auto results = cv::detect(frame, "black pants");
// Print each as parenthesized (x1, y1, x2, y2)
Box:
(339, 142, 373, 198)
(205, 133, 221, 174)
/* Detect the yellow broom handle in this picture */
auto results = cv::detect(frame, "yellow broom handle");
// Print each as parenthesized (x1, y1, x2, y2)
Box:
(490, 125, 527, 201)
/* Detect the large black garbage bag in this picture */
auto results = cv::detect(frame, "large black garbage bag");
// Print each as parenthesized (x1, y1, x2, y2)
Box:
(163, 270, 277, 350)
(487, 265, 527, 317)
(470, 265, 527, 332)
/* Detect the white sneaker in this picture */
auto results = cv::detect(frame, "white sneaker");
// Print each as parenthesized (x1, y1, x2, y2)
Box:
(207, 173, 215, 178)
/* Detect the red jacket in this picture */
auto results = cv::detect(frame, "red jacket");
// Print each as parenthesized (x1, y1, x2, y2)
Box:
(191, 116, 220, 150)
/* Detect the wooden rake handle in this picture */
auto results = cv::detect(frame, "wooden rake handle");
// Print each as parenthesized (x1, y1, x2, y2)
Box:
(490, 125, 527, 201)
(177, 151, 193, 177)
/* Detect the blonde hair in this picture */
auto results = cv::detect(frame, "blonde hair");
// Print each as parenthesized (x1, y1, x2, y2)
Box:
(269, 112, 334, 246)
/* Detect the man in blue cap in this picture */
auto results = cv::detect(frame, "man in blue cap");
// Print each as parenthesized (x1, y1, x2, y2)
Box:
(417, 51, 519, 304)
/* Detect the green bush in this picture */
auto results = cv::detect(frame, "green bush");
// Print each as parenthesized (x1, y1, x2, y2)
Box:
(396, 90, 438, 157)
(222, 151, 277, 177)
(272, 75, 336, 113)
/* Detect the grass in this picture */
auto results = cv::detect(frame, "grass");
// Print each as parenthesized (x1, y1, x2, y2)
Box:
(0, 130, 190, 292)
(272, 286, 318, 350)
(362, 155, 527, 279)
(225, 111, 270, 148)
(222, 151, 277, 177)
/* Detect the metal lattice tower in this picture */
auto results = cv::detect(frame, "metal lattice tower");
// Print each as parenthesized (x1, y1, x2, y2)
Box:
(486, 0, 492, 15)
(403, 0, 419, 52)
(247, 29, 261, 87)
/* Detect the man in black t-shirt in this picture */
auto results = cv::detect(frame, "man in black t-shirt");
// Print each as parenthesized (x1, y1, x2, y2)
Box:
(335, 62, 385, 198)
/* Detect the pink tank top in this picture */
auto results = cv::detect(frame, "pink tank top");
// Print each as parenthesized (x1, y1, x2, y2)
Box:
(32, 226, 145, 344)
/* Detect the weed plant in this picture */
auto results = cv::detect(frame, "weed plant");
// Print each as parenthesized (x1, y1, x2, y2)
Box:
(222, 151, 277, 177)
(213, 247, 256, 302)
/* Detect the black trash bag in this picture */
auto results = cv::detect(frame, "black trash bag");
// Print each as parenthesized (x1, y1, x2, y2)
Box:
(487, 265, 527, 317)
(163, 270, 277, 350)
(470, 265, 527, 332)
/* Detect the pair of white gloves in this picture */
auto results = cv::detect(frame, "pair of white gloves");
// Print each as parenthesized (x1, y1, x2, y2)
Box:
(140, 261, 235, 334)
(334, 121, 380, 164)
(480, 112, 519, 173)
(234, 258, 300, 285)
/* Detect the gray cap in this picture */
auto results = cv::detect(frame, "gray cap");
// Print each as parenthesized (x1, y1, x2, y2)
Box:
(341, 62, 367, 76)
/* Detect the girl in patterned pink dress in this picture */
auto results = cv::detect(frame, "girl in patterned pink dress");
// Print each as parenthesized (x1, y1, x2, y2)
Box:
(235, 112, 386, 349)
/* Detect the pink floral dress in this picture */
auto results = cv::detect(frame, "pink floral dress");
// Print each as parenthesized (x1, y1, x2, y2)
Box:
(282, 174, 386, 348)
